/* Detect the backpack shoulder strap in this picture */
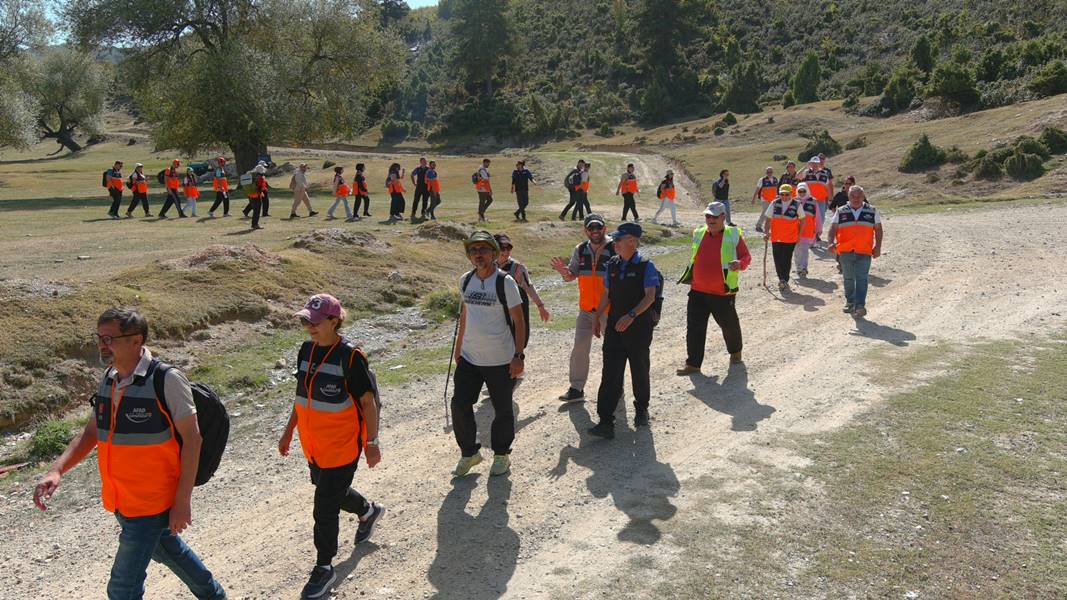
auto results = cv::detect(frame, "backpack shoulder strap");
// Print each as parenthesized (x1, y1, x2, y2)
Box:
(461, 270, 476, 293)
(495, 270, 514, 332)
(150, 360, 178, 428)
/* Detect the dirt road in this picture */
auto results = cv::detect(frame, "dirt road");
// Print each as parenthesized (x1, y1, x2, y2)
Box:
(3, 186, 1065, 598)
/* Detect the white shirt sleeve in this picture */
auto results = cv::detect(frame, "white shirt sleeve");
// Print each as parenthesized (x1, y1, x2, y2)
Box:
(163, 369, 196, 421)
(763, 203, 776, 218)
(831, 210, 843, 225)
(872, 208, 882, 225)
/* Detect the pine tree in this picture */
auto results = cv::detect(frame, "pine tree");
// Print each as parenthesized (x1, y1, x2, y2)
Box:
(721, 61, 762, 114)
(911, 34, 935, 74)
(451, 0, 514, 96)
(791, 52, 821, 105)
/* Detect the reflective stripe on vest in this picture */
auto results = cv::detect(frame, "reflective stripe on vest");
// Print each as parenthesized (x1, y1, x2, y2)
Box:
(759, 177, 779, 201)
(690, 225, 741, 292)
(804, 171, 830, 201)
(800, 198, 818, 239)
(94, 361, 180, 517)
(293, 339, 365, 468)
(835, 204, 877, 255)
(575, 240, 616, 312)
(769, 199, 802, 243)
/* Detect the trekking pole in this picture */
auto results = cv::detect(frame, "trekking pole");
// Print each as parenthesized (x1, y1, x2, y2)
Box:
(762, 236, 769, 288)
(442, 315, 460, 432)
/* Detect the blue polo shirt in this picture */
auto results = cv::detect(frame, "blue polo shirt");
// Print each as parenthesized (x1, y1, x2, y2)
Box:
(604, 251, 659, 289)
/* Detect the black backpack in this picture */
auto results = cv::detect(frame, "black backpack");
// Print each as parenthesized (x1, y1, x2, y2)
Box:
(156, 169, 167, 185)
(564, 169, 582, 191)
(471, 171, 480, 185)
(101, 170, 109, 188)
(461, 269, 527, 349)
(153, 362, 229, 486)
(606, 256, 665, 328)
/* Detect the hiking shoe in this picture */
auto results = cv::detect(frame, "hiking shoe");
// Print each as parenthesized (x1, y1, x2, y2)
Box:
(729, 352, 743, 364)
(355, 502, 384, 544)
(108, 213, 120, 220)
(778, 281, 789, 290)
(289, 213, 299, 219)
(588, 422, 615, 439)
(676, 364, 700, 376)
(309, 210, 319, 217)
(490, 454, 511, 476)
(843, 304, 854, 313)
(301, 566, 336, 599)
(251, 225, 263, 230)
(558, 388, 585, 403)
(634, 410, 650, 427)
(755, 225, 764, 233)
(797, 269, 808, 278)
(452, 453, 483, 477)
(852, 306, 867, 319)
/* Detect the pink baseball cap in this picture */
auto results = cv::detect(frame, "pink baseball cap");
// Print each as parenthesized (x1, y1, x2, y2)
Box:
(294, 294, 346, 324)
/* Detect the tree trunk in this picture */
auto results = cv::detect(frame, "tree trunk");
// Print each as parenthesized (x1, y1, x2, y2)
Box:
(231, 139, 267, 175)
(44, 128, 83, 153)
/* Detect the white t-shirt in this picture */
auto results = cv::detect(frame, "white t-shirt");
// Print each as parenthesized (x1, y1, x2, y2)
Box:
(478, 167, 490, 182)
(460, 270, 522, 366)
(831, 205, 882, 225)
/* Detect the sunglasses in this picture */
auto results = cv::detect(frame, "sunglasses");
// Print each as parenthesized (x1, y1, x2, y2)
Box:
(92, 332, 139, 346)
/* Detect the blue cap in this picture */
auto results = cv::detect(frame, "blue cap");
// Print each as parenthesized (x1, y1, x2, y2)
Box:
(612, 222, 643, 239)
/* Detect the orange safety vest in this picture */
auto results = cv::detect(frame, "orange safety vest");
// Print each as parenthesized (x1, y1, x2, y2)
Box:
(769, 198, 803, 244)
(574, 240, 616, 312)
(804, 171, 831, 202)
(388, 176, 405, 194)
(213, 176, 229, 192)
(427, 177, 441, 193)
(130, 173, 148, 194)
(294, 339, 372, 468)
(475, 170, 491, 193)
(620, 174, 638, 194)
(835, 203, 878, 255)
(759, 176, 779, 202)
(800, 197, 817, 239)
(94, 359, 181, 517)
(108, 171, 124, 192)
(183, 178, 200, 199)
(334, 176, 350, 197)
(659, 182, 676, 201)
(353, 175, 368, 195)
(165, 168, 181, 191)
(580, 179, 590, 193)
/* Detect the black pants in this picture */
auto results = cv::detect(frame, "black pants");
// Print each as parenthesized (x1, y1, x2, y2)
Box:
(308, 460, 370, 566)
(209, 190, 229, 215)
(514, 190, 529, 220)
(126, 192, 149, 215)
(352, 194, 369, 216)
(427, 192, 441, 218)
(771, 242, 796, 283)
(389, 192, 405, 217)
(477, 192, 493, 219)
(247, 197, 262, 228)
(160, 189, 185, 217)
(244, 191, 269, 216)
(577, 191, 591, 219)
(686, 291, 742, 367)
(560, 190, 578, 220)
(595, 324, 652, 426)
(451, 357, 514, 457)
(412, 185, 429, 217)
(108, 189, 123, 216)
(622, 193, 638, 221)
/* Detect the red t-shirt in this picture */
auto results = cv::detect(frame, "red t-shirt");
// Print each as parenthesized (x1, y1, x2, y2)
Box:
(692, 231, 751, 295)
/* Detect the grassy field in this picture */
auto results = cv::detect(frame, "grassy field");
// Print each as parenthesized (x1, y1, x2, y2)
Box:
(606, 335, 1067, 598)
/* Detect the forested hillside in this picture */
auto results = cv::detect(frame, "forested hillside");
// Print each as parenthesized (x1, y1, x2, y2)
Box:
(382, 0, 1067, 143)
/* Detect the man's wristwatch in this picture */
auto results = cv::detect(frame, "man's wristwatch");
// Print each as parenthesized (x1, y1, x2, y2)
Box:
(366, 438, 379, 447)
(513, 352, 525, 360)
(627, 310, 637, 318)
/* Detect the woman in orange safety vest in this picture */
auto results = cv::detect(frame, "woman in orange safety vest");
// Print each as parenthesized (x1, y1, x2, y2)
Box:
(763, 184, 805, 290)
(182, 167, 200, 217)
(125, 163, 151, 217)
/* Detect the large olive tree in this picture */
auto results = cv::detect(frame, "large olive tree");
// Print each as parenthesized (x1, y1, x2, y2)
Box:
(67, 0, 404, 172)
(0, 0, 51, 150)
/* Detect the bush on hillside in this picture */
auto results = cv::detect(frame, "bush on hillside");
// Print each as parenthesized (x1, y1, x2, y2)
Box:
(899, 134, 947, 173)
(843, 91, 859, 110)
(791, 52, 821, 105)
(845, 136, 868, 150)
(1013, 136, 1050, 160)
(30, 420, 76, 462)
(1004, 150, 1045, 181)
(714, 127, 725, 136)
(381, 119, 413, 142)
(721, 112, 738, 126)
(1039, 126, 1067, 155)
(926, 61, 980, 108)
(881, 66, 922, 113)
(782, 90, 795, 108)
(944, 146, 969, 164)
(986, 147, 1015, 164)
(1029, 60, 1067, 97)
(973, 157, 1004, 180)
(797, 129, 842, 162)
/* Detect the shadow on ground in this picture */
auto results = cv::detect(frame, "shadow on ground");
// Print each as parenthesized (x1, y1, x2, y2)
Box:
(849, 318, 917, 347)
(686, 362, 775, 432)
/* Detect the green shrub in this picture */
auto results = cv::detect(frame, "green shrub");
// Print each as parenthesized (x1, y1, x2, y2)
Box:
(987, 147, 1015, 164)
(944, 146, 969, 164)
(721, 112, 738, 126)
(1013, 136, 1050, 160)
(1029, 60, 1067, 97)
(973, 157, 1003, 180)
(899, 134, 947, 173)
(423, 289, 460, 322)
(882, 65, 921, 112)
(926, 61, 980, 107)
(381, 119, 411, 141)
(842, 92, 859, 110)
(595, 124, 615, 137)
(1004, 150, 1045, 181)
(974, 149, 988, 159)
(29, 420, 76, 462)
(797, 129, 842, 161)
(713, 127, 725, 136)
(322, 160, 336, 169)
(1039, 127, 1067, 155)
(782, 90, 795, 108)
(845, 136, 868, 150)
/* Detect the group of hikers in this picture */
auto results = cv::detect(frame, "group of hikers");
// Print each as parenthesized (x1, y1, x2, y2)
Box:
(54, 150, 884, 599)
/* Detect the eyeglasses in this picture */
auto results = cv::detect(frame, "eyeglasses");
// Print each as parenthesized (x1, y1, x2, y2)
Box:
(467, 246, 494, 255)
(92, 332, 138, 346)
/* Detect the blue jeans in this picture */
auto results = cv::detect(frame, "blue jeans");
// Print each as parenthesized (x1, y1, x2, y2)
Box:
(838, 252, 872, 308)
(108, 511, 226, 600)
(721, 199, 733, 224)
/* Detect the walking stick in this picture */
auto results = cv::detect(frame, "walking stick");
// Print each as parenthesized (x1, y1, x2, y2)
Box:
(762, 236, 769, 288)
(442, 315, 460, 432)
